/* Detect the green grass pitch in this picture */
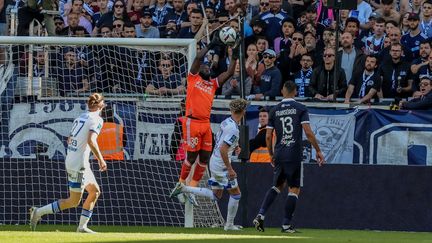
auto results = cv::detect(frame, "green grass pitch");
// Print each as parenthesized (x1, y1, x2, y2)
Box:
(1, 225, 432, 243)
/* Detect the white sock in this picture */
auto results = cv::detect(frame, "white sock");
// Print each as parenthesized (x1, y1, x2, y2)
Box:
(78, 209, 92, 229)
(226, 194, 241, 226)
(182, 186, 216, 200)
(37, 201, 61, 217)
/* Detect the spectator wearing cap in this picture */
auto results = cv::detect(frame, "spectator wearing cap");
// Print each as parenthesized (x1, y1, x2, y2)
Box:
(136, 10, 160, 38)
(375, 0, 400, 24)
(178, 9, 203, 38)
(146, 58, 186, 96)
(378, 43, 413, 99)
(149, 0, 174, 27)
(400, 77, 432, 110)
(64, 0, 93, 34)
(251, 49, 282, 100)
(337, 32, 365, 84)
(309, 47, 347, 101)
(259, 0, 289, 47)
(93, 0, 110, 26)
(163, 0, 188, 29)
(349, 0, 372, 28)
(420, 0, 432, 38)
(245, 18, 266, 48)
(127, 0, 145, 25)
(94, 0, 130, 36)
(161, 18, 179, 38)
(401, 12, 427, 62)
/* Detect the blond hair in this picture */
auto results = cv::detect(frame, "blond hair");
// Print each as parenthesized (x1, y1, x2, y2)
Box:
(88, 93, 104, 110)
(229, 98, 248, 114)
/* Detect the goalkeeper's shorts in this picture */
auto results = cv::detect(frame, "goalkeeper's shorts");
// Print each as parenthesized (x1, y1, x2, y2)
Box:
(67, 168, 98, 193)
(182, 118, 213, 152)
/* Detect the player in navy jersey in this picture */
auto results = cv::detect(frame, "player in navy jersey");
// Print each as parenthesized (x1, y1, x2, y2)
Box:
(253, 81, 325, 233)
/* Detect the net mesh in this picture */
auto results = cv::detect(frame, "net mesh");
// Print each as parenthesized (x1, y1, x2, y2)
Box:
(0, 41, 224, 227)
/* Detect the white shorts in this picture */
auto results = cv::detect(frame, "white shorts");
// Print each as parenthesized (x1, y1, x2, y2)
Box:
(208, 163, 238, 190)
(67, 168, 97, 193)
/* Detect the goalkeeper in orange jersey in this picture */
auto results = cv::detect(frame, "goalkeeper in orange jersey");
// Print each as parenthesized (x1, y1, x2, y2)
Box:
(169, 31, 240, 204)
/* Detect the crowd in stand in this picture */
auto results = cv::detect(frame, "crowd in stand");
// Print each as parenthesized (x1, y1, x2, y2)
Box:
(0, 0, 431, 109)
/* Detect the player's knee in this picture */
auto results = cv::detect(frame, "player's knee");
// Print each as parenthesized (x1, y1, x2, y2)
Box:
(213, 190, 223, 200)
(198, 151, 211, 163)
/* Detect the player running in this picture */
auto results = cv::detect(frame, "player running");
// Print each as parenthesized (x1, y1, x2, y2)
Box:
(253, 81, 325, 233)
(171, 98, 248, 231)
(29, 93, 107, 233)
(169, 33, 239, 204)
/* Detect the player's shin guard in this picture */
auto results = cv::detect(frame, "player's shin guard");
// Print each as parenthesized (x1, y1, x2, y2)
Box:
(179, 160, 192, 183)
(282, 192, 298, 226)
(226, 194, 241, 226)
(78, 209, 93, 229)
(37, 200, 61, 217)
(190, 161, 207, 187)
(258, 186, 280, 217)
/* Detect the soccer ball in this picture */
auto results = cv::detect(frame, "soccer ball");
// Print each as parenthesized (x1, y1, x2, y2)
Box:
(219, 27, 237, 46)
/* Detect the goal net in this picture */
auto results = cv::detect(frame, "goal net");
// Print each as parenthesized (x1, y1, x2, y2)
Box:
(0, 37, 224, 227)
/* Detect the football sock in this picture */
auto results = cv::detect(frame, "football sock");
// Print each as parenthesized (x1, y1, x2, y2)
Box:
(191, 161, 207, 183)
(37, 200, 61, 217)
(182, 186, 216, 200)
(78, 209, 93, 229)
(258, 186, 280, 216)
(226, 194, 241, 226)
(282, 192, 298, 226)
(179, 160, 192, 182)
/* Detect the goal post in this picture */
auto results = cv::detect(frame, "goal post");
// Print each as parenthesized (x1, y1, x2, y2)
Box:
(0, 36, 225, 228)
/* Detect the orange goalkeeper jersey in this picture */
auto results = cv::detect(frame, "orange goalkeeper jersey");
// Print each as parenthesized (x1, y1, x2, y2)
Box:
(185, 72, 219, 121)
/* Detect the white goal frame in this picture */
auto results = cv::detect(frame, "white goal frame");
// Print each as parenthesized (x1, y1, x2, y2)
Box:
(0, 36, 200, 227)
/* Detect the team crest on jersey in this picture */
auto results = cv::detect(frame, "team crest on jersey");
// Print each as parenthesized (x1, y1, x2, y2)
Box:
(229, 135, 238, 144)
(188, 137, 199, 148)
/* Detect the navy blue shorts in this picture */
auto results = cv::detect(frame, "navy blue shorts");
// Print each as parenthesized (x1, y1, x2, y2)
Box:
(272, 162, 301, 188)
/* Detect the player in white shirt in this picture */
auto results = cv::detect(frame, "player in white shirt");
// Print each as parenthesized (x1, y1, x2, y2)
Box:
(29, 93, 107, 233)
(170, 98, 248, 231)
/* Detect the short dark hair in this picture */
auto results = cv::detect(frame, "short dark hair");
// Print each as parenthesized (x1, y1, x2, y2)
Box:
(345, 17, 360, 28)
(366, 54, 378, 62)
(420, 39, 431, 47)
(283, 81, 297, 93)
(191, 9, 203, 17)
(385, 20, 398, 27)
(100, 24, 113, 31)
(301, 53, 313, 60)
(381, 0, 393, 5)
(123, 21, 135, 29)
(258, 106, 268, 113)
(375, 17, 386, 24)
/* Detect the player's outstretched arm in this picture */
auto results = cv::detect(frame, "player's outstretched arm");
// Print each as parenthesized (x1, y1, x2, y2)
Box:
(217, 57, 237, 87)
(190, 31, 222, 75)
(88, 131, 107, 171)
(302, 123, 325, 166)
